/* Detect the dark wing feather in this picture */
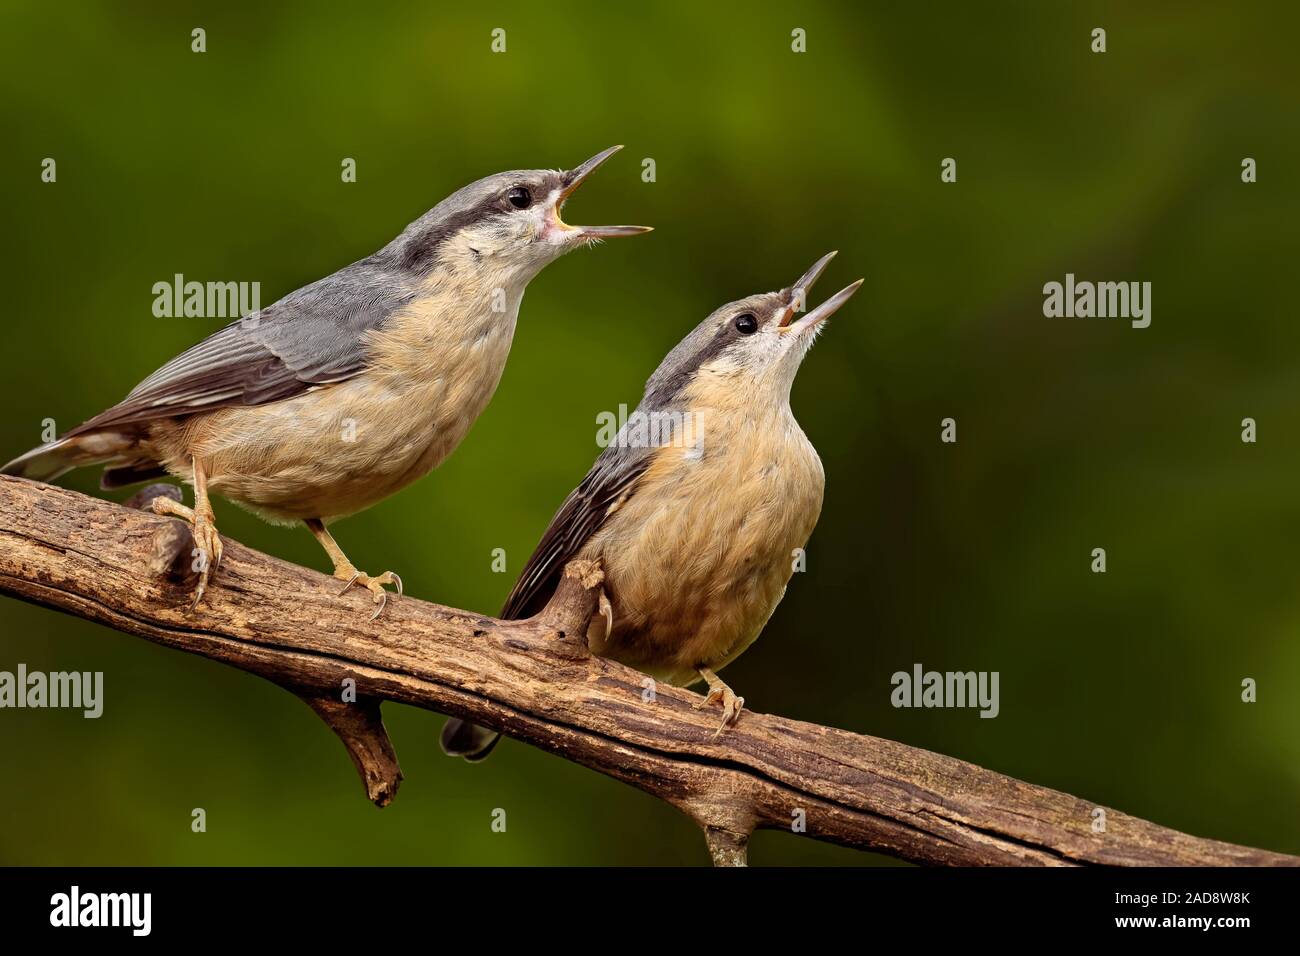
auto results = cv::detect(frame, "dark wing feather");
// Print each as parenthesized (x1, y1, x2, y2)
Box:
(68, 261, 415, 436)
(500, 443, 656, 620)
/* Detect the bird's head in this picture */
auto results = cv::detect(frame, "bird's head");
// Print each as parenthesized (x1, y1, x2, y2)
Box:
(644, 252, 862, 411)
(392, 146, 651, 280)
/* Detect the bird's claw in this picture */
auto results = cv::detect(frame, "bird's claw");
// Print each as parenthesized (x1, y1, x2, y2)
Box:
(151, 496, 222, 611)
(598, 587, 614, 639)
(336, 568, 403, 620)
(189, 511, 223, 610)
(695, 672, 745, 739)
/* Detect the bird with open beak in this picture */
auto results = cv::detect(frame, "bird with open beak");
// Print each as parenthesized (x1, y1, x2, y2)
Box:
(443, 253, 862, 759)
(2, 147, 650, 616)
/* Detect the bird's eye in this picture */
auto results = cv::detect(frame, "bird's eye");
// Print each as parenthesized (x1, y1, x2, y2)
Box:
(734, 313, 758, 334)
(506, 186, 532, 209)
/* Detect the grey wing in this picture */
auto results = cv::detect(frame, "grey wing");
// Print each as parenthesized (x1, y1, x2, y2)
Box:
(500, 442, 656, 620)
(68, 261, 415, 436)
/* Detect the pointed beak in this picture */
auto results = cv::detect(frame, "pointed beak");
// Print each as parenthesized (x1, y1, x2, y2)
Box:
(783, 277, 864, 335)
(778, 251, 839, 328)
(555, 145, 653, 240)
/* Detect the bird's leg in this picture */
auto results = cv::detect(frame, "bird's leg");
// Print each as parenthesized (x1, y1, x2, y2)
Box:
(695, 666, 745, 739)
(305, 518, 402, 621)
(150, 456, 223, 610)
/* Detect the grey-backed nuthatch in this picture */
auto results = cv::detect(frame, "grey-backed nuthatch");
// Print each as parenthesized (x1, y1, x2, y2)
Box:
(443, 252, 862, 758)
(2, 147, 650, 616)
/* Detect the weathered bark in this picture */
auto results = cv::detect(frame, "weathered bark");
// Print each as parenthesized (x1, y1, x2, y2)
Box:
(0, 476, 1294, 867)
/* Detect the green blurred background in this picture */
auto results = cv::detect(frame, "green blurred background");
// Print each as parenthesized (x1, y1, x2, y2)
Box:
(1, 1, 1297, 865)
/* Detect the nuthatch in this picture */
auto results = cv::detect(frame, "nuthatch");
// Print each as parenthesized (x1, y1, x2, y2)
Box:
(2, 147, 650, 616)
(442, 253, 862, 758)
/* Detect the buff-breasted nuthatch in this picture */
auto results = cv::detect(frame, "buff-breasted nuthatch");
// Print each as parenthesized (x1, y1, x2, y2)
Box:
(442, 252, 862, 758)
(2, 147, 650, 616)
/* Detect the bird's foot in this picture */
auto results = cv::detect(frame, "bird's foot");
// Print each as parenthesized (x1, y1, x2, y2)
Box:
(335, 566, 403, 621)
(151, 496, 223, 610)
(695, 667, 744, 739)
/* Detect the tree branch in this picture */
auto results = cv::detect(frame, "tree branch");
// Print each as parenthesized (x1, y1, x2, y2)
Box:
(0, 476, 1294, 867)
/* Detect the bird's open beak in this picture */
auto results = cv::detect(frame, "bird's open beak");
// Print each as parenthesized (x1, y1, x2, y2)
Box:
(555, 145, 653, 239)
(778, 251, 837, 328)
(779, 252, 863, 334)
